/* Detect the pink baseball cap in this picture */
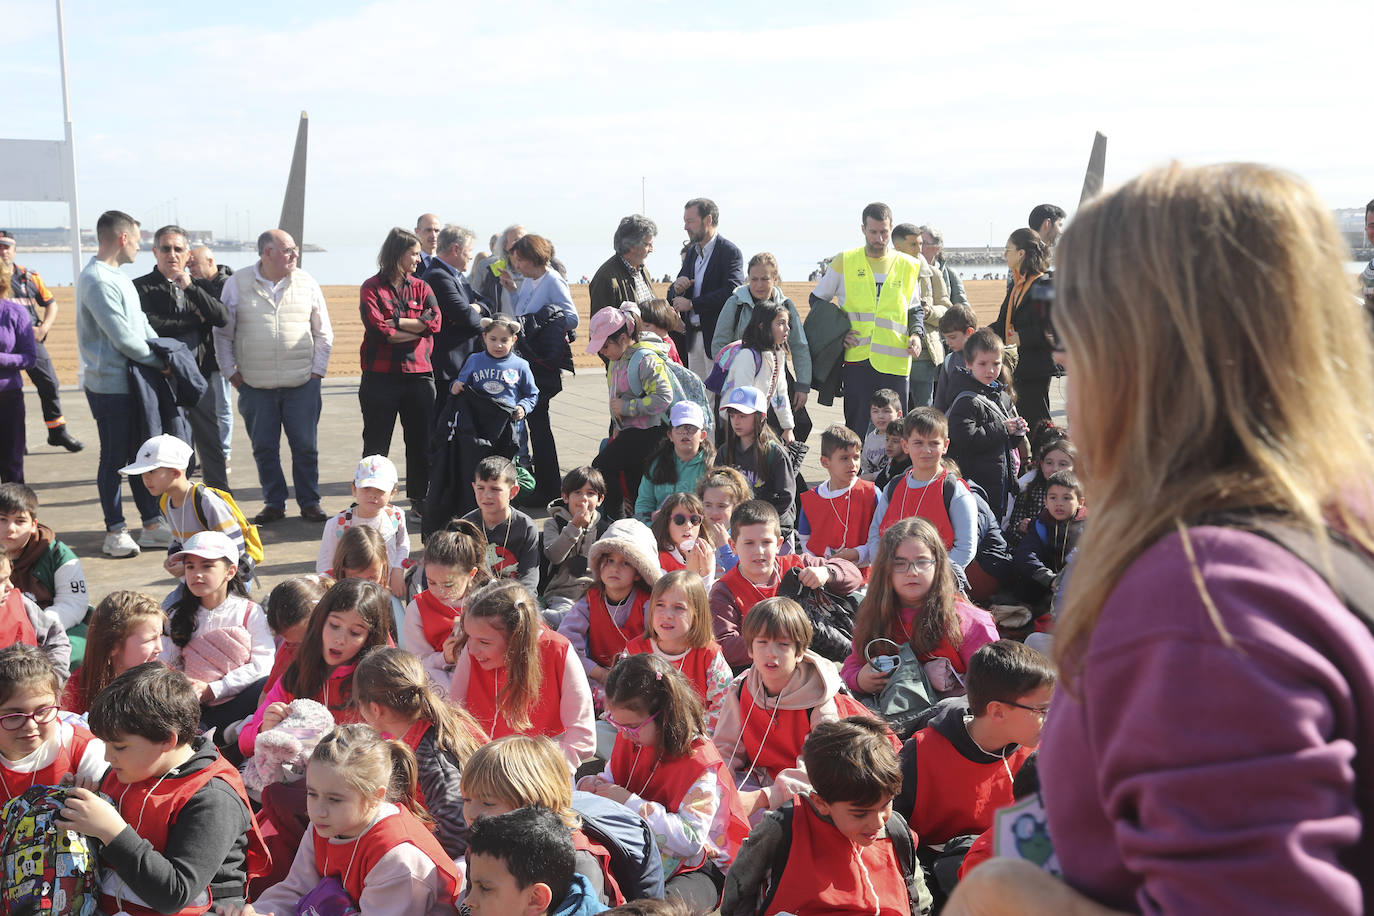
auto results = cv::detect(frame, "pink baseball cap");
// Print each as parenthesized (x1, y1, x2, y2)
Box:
(587, 302, 638, 355)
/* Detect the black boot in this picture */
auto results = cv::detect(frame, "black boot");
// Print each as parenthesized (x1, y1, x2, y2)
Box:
(47, 425, 84, 452)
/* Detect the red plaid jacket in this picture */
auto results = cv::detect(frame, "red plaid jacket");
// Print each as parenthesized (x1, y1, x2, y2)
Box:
(359, 273, 441, 373)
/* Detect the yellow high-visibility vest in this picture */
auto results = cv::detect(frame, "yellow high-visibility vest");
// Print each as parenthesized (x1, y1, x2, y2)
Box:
(841, 248, 921, 376)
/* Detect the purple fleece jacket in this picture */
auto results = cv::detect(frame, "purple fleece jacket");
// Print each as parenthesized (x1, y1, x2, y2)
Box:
(1040, 526, 1374, 915)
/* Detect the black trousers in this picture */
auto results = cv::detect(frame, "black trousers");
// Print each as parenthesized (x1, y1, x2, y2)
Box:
(0, 390, 25, 482)
(526, 390, 561, 501)
(26, 339, 64, 424)
(1014, 374, 1052, 435)
(593, 425, 664, 520)
(358, 371, 436, 500)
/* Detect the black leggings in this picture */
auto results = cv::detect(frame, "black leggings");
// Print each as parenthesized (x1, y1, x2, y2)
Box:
(593, 424, 664, 519)
(664, 861, 725, 915)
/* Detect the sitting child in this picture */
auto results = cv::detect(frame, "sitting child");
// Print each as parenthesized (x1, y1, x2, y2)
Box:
(709, 500, 860, 671)
(466, 455, 541, 591)
(699, 468, 751, 575)
(650, 492, 716, 587)
(721, 717, 930, 916)
(873, 417, 912, 492)
(0, 482, 89, 646)
(894, 640, 1054, 852)
(544, 467, 612, 624)
(403, 520, 490, 688)
(0, 644, 105, 797)
(623, 570, 731, 731)
(635, 402, 714, 525)
(713, 597, 873, 819)
(0, 551, 69, 679)
(860, 388, 903, 481)
(1012, 470, 1085, 611)
(262, 574, 332, 694)
(797, 424, 877, 576)
(466, 806, 608, 916)
(249, 724, 459, 915)
(317, 455, 411, 598)
(61, 590, 165, 715)
(57, 662, 269, 916)
(1006, 431, 1076, 548)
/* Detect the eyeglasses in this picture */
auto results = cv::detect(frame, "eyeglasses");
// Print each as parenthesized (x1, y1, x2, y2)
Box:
(891, 557, 936, 574)
(276, 246, 299, 258)
(1007, 701, 1051, 717)
(671, 513, 702, 528)
(158, 245, 187, 254)
(0, 704, 58, 731)
(601, 710, 657, 741)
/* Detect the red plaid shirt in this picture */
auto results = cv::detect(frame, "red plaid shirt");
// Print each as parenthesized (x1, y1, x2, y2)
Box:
(359, 274, 442, 373)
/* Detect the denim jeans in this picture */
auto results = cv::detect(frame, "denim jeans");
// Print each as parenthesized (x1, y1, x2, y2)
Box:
(908, 358, 939, 409)
(237, 378, 322, 510)
(85, 389, 161, 531)
(207, 370, 234, 459)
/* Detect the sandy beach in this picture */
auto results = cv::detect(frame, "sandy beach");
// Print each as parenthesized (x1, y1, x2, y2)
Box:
(31, 280, 1009, 376)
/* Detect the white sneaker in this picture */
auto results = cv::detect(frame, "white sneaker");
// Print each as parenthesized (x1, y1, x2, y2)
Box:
(102, 529, 141, 558)
(139, 518, 174, 548)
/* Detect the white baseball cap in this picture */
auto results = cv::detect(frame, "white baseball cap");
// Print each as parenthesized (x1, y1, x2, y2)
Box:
(120, 434, 194, 474)
(170, 530, 238, 564)
(670, 401, 706, 429)
(354, 455, 399, 492)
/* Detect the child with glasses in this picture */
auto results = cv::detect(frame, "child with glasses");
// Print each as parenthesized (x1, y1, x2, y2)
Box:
(579, 654, 750, 915)
(843, 518, 997, 700)
(650, 493, 716, 587)
(0, 643, 104, 796)
(894, 639, 1054, 884)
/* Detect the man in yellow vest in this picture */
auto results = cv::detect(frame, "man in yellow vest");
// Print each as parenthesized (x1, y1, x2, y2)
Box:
(809, 202, 925, 435)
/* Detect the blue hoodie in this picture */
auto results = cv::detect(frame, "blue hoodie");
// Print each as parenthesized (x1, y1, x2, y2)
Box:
(551, 872, 608, 916)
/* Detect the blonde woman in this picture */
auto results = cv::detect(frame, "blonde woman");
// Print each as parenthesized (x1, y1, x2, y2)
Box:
(950, 164, 1374, 914)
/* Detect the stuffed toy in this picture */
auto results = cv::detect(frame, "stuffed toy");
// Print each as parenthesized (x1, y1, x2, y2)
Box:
(181, 626, 252, 684)
(241, 699, 336, 793)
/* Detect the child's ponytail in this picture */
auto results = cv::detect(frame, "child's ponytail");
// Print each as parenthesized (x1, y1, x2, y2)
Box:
(456, 580, 542, 731)
(603, 653, 705, 758)
(422, 518, 492, 589)
(311, 723, 432, 824)
(354, 647, 487, 767)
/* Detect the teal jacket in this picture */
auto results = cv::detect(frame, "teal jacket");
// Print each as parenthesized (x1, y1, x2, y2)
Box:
(635, 447, 711, 523)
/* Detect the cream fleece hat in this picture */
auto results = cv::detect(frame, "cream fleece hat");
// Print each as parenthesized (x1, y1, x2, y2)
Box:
(588, 518, 663, 588)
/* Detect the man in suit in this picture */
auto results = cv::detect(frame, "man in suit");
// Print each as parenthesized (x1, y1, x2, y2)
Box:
(415, 213, 442, 274)
(422, 223, 489, 413)
(670, 197, 745, 378)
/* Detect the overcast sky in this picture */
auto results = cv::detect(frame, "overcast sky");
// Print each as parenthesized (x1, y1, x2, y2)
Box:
(5, 0, 1369, 261)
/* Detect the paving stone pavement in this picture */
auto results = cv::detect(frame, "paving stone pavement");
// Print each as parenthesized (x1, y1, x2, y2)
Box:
(16, 372, 1066, 608)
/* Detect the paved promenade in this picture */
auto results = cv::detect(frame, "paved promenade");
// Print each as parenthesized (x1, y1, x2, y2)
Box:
(16, 372, 1066, 607)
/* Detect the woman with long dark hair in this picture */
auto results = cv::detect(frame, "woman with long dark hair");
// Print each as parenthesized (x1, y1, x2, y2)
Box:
(989, 227, 1055, 432)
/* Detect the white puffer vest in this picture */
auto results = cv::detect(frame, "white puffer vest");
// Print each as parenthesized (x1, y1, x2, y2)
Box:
(231, 269, 317, 389)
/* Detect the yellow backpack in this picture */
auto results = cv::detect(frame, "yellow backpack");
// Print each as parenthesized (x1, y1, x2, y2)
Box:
(159, 484, 265, 565)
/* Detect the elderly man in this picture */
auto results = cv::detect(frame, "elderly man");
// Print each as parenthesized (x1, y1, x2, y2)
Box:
(422, 224, 488, 410)
(810, 202, 924, 435)
(415, 212, 441, 274)
(134, 226, 231, 490)
(0, 230, 82, 451)
(670, 198, 744, 377)
(588, 215, 657, 315)
(470, 223, 525, 317)
(893, 223, 947, 409)
(187, 245, 236, 466)
(213, 229, 333, 524)
(916, 225, 968, 307)
(76, 211, 170, 557)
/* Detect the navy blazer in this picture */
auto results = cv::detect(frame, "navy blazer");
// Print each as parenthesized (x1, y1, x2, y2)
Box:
(422, 259, 490, 379)
(674, 234, 745, 352)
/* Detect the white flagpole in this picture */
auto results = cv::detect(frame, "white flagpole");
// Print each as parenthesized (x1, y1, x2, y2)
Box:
(55, 0, 81, 287)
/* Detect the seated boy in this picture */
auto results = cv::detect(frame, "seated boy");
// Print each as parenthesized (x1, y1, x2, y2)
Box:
(1012, 470, 1085, 610)
(714, 597, 878, 818)
(57, 662, 268, 915)
(699, 467, 752, 576)
(710, 501, 860, 671)
(543, 466, 612, 625)
(0, 481, 88, 645)
(933, 304, 978, 413)
(721, 717, 930, 916)
(943, 330, 1027, 518)
(866, 408, 979, 586)
(895, 640, 1054, 851)
(466, 805, 607, 916)
(465, 455, 541, 592)
(860, 389, 903, 481)
(0, 551, 70, 679)
(797, 424, 877, 573)
(121, 434, 252, 585)
(873, 417, 913, 493)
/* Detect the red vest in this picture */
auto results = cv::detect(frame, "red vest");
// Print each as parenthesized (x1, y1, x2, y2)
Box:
(623, 637, 721, 703)
(909, 726, 1032, 845)
(737, 679, 813, 780)
(99, 753, 270, 916)
(587, 586, 649, 668)
(658, 549, 685, 573)
(265, 642, 298, 694)
(573, 827, 624, 905)
(0, 721, 94, 801)
(609, 736, 750, 874)
(0, 588, 37, 647)
(718, 553, 808, 613)
(880, 470, 954, 546)
(415, 589, 461, 653)
(461, 626, 572, 739)
(767, 797, 911, 916)
(311, 807, 458, 908)
(800, 480, 877, 557)
(887, 607, 975, 675)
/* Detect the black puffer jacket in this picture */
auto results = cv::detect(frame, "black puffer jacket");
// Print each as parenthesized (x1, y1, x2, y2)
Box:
(944, 367, 1024, 517)
(990, 274, 1057, 382)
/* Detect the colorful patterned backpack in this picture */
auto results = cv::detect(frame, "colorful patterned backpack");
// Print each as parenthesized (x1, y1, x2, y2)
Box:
(0, 786, 101, 916)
